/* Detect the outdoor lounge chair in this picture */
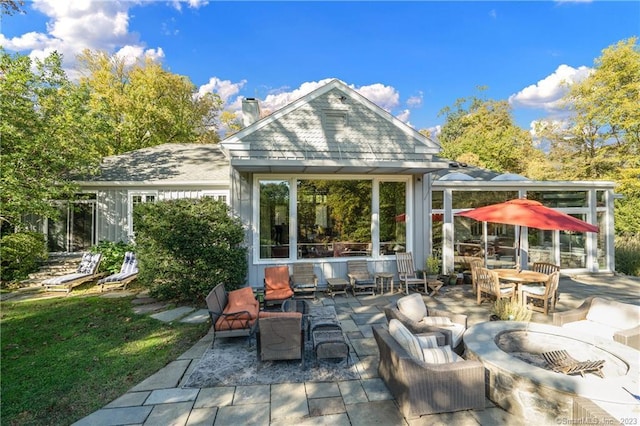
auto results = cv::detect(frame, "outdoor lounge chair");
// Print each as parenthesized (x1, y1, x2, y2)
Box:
(97, 252, 138, 292)
(347, 260, 376, 296)
(290, 263, 318, 299)
(206, 284, 259, 345)
(42, 252, 103, 293)
(264, 265, 294, 307)
(373, 324, 485, 418)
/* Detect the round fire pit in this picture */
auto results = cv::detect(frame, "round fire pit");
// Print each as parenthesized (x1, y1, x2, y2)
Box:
(464, 321, 640, 423)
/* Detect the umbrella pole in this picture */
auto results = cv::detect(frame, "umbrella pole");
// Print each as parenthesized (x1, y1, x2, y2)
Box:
(516, 226, 522, 272)
(483, 221, 488, 267)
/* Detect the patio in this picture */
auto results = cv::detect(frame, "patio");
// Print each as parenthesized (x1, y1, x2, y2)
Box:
(74, 273, 640, 426)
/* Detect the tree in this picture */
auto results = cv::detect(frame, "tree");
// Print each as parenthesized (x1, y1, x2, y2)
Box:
(438, 89, 544, 174)
(76, 50, 223, 156)
(0, 49, 100, 229)
(536, 38, 640, 236)
(1, 0, 25, 15)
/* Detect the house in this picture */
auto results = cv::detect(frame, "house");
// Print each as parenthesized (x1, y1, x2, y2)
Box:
(41, 79, 615, 287)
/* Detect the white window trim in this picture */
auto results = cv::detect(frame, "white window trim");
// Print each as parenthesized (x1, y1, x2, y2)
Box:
(128, 190, 158, 237)
(202, 190, 230, 205)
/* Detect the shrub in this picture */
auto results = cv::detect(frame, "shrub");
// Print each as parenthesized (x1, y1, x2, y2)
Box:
(133, 198, 247, 303)
(615, 234, 640, 276)
(91, 240, 136, 274)
(492, 298, 532, 321)
(0, 231, 48, 282)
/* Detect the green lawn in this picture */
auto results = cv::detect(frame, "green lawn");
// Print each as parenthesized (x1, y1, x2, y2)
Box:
(1, 295, 209, 426)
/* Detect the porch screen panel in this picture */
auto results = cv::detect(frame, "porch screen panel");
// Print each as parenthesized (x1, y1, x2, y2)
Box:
(297, 179, 371, 259)
(379, 181, 406, 255)
(259, 180, 290, 259)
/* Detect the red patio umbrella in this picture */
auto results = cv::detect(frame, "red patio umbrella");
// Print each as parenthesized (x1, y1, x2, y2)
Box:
(455, 198, 598, 268)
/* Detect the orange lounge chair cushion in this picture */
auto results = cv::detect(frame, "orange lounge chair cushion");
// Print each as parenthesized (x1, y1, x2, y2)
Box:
(215, 287, 259, 331)
(264, 265, 294, 300)
(258, 311, 302, 319)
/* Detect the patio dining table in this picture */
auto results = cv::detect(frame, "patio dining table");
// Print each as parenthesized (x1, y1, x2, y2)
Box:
(493, 268, 549, 303)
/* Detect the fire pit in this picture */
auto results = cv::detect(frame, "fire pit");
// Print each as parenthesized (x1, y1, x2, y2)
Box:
(464, 321, 640, 423)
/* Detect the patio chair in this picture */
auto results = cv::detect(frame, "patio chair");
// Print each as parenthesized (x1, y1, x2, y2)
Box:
(521, 271, 560, 315)
(97, 251, 138, 292)
(533, 261, 561, 303)
(42, 252, 103, 293)
(396, 252, 427, 294)
(257, 311, 304, 362)
(347, 260, 376, 296)
(373, 325, 485, 418)
(476, 267, 516, 305)
(290, 262, 318, 299)
(264, 265, 294, 307)
(468, 258, 483, 295)
(206, 284, 259, 345)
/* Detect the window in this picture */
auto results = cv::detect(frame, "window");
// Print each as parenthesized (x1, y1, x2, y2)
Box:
(202, 191, 229, 204)
(257, 176, 408, 260)
(128, 191, 157, 236)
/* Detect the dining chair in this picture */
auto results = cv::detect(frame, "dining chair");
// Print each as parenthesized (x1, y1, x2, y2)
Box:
(521, 271, 560, 315)
(476, 267, 516, 305)
(468, 258, 483, 295)
(532, 262, 561, 304)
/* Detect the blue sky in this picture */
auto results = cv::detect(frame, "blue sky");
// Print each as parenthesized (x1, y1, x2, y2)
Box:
(1, 1, 638, 135)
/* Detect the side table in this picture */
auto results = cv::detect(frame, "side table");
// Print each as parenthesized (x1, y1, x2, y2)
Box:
(375, 272, 394, 294)
(325, 278, 349, 298)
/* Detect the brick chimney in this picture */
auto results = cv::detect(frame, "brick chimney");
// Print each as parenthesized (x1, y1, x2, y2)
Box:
(242, 98, 261, 127)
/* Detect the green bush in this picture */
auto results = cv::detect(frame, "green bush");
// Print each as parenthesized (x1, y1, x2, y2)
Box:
(133, 198, 247, 303)
(0, 231, 48, 282)
(91, 240, 136, 274)
(615, 234, 640, 276)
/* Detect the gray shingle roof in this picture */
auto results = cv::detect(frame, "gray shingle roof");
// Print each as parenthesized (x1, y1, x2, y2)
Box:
(84, 143, 229, 184)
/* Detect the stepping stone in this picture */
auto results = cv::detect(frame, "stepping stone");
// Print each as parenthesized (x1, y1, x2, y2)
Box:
(180, 309, 209, 324)
(133, 302, 169, 314)
(151, 306, 195, 322)
(132, 297, 157, 305)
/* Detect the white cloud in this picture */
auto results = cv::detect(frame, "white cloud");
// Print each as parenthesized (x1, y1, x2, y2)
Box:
(406, 92, 423, 108)
(4, 0, 161, 80)
(353, 82, 400, 111)
(198, 77, 247, 105)
(396, 109, 411, 124)
(509, 64, 592, 112)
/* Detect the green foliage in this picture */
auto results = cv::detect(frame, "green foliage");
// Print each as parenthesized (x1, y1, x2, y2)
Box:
(0, 49, 100, 228)
(492, 298, 532, 321)
(425, 256, 440, 275)
(615, 234, 640, 276)
(134, 198, 247, 302)
(76, 50, 222, 156)
(91, 241, 136, 274)
(438, 90, 541, 174)
(0, 231, 48, 282)
(1, 296, 208, 425)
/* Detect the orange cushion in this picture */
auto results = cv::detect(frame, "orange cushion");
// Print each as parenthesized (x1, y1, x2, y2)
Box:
(265, 266, 291, 290)
(215, 316, 257, 331)
(265, 287, 294, 300)
(227, 287, 257, 310)
(258, 311, 302, 319)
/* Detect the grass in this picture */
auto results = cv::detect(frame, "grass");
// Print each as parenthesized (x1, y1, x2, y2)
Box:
(0, 294, 210, 426)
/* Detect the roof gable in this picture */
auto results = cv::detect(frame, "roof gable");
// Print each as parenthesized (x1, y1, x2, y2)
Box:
(222, 80, 443, 171)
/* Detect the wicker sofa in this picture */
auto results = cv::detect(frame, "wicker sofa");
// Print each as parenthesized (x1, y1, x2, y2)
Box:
(553, 296, 640, 350)
(206, 284, 259, 344)
(372, 325, 485, 418)
(383, 293, 468, 354)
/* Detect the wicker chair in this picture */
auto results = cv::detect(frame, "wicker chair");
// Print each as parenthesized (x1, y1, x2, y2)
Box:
(372, 325, 485, 418)
(347, 260, 376, 296)
(521, 271, 560, 315)
(383, 295, 468, 354)
(476, 267, 516, 305)
(290, 263, 318, 299)
(257, 311, 304, 362)
(264, 265, 294, 307)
